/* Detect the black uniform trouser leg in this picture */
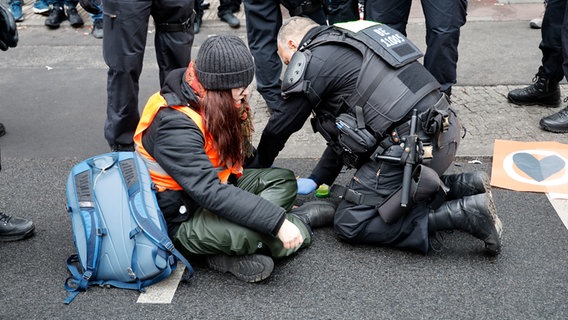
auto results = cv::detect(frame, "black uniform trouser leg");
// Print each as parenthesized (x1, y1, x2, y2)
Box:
(364, 0, 466, 91)
(103, 0, 151, 147)
(421, 0, 467, 91)
(334, 108, 461, 253)
(242, 0, 284, 112)
(103, 0, 194, 147)
(540, 0, 567, 82)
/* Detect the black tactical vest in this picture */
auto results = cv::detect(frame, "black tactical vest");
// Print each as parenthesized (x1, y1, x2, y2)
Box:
(282, 20, 441, 137)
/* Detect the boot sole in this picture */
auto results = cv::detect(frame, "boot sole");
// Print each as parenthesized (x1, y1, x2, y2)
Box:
(482, 193, 503, 255)
(206, 254, 274, 283)
(539, 123, 568, 133)
(507, 96, 560, 108)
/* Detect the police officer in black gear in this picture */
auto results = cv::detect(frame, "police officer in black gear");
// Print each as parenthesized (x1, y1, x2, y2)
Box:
(102, 0, 195, 151)
(249, 17, 502, 255)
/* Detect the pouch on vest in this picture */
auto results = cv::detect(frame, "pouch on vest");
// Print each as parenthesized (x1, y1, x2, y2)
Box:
(336, 113, 377, 154)
(378, 164, 448, 224)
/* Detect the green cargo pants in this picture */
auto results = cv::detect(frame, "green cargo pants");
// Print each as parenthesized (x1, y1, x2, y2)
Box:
(172, 168, 312, 258)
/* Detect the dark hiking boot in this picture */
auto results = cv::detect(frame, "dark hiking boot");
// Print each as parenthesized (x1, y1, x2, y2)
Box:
(287, 200, 337, 229)
(441, 171, 491, 200)
(507, 74, 561, 107)
(540, 106, 568, 133)
(0, 212, 35, 241)
(428, 193, 502, 254)
(205, 254, 274, 282)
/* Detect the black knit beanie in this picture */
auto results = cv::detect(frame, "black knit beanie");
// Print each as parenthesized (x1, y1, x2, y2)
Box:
(195, 35, 255, 90)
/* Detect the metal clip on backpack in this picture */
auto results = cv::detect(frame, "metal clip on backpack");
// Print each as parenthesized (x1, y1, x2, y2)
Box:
(64, 152, 194, 304)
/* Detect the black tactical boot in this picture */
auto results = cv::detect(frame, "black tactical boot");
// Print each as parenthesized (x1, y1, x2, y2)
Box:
(205, 254, 274, 283)
(507, 74, 561, 107)
(441, 171, 491, 200)
(287, 200, 337, 229)
(0, 212, 35, 241)
(540, 106, 568, 133)
(428, 193, 502, 254)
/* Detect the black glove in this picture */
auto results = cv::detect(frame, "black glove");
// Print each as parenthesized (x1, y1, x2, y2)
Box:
(0, 2, 18, 51)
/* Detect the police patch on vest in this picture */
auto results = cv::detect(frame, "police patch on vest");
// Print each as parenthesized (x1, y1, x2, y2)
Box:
(335, 20, 422, 68)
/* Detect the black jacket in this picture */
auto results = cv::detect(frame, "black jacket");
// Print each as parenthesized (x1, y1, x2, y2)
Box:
(250, 26, 363, 186)
(141, 68, 286, 237)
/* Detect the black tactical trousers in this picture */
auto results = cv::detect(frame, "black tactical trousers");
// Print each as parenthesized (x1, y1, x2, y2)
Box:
(334, 108, 461, 254)
(102, 0, 194, 147)
(539, 0, 568, 83)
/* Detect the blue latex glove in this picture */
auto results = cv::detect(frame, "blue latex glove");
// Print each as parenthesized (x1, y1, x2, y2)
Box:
(297, 178, 317, 195)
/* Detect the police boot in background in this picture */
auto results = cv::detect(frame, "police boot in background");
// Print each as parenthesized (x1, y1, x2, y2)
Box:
(440, 171, 490, 200)
(540, 105, 568, 133)
(507, 73, 561, 107)
(288, 200, 337, 229)
(428, 193, 502, 254)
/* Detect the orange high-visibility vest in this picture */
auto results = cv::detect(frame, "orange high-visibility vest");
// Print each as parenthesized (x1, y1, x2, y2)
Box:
(133, 93, 242, 192)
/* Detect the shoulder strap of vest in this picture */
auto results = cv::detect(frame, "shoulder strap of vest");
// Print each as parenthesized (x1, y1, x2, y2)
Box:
(305, 21, 423, 69)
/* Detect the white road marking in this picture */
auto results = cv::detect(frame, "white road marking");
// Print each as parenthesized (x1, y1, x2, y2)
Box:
(547, 194, 568, 230)
(137, 263, 185, 304)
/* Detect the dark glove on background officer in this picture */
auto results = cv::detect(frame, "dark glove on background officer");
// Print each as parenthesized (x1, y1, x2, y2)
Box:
(0, 1, 18, 51)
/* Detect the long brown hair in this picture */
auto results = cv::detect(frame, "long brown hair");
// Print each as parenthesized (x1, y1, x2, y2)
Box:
(201, 90, 249, 168)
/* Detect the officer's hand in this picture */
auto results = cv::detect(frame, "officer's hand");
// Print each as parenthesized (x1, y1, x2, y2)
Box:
(277, 219, 304, 250)
(297, 178, 317, 195)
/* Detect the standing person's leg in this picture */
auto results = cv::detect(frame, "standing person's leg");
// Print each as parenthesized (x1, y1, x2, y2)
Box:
(421, 0, 467, 96)
(508, 0, 564, 107)
(363, 0, 411, 35)
(152, 0, 195, 86)
(540, 0, 568, 132)
(103, 0, 151, 150)
(242, 0, 284, 113)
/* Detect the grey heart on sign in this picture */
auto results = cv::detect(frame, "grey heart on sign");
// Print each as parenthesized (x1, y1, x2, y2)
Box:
(512, 152, 565, 182)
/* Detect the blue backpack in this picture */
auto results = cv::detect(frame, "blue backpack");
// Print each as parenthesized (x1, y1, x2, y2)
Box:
(64, 152, 194, 304)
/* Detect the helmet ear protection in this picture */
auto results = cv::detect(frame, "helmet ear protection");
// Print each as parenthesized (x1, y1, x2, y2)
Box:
(79, 0, 102, 15)
(0, 1, 18, 51)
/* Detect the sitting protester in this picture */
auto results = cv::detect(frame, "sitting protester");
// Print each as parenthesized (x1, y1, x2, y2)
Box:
(133, 35, 335, 282)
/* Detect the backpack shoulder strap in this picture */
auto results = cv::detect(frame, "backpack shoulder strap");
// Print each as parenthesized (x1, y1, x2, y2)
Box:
(118, 153, 195, 279)
(64, 166, 106, 304)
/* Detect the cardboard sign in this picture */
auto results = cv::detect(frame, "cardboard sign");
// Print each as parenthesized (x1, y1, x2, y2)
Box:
(491, 139, 568, 194)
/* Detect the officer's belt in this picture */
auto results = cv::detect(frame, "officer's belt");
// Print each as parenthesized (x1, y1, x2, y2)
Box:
(371, 93, 451, 160)
(154, 15, 194, 33)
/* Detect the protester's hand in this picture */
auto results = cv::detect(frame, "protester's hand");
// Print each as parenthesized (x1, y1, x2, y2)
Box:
(297, 178, 317, 194)
(277, 219, 304, 250)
